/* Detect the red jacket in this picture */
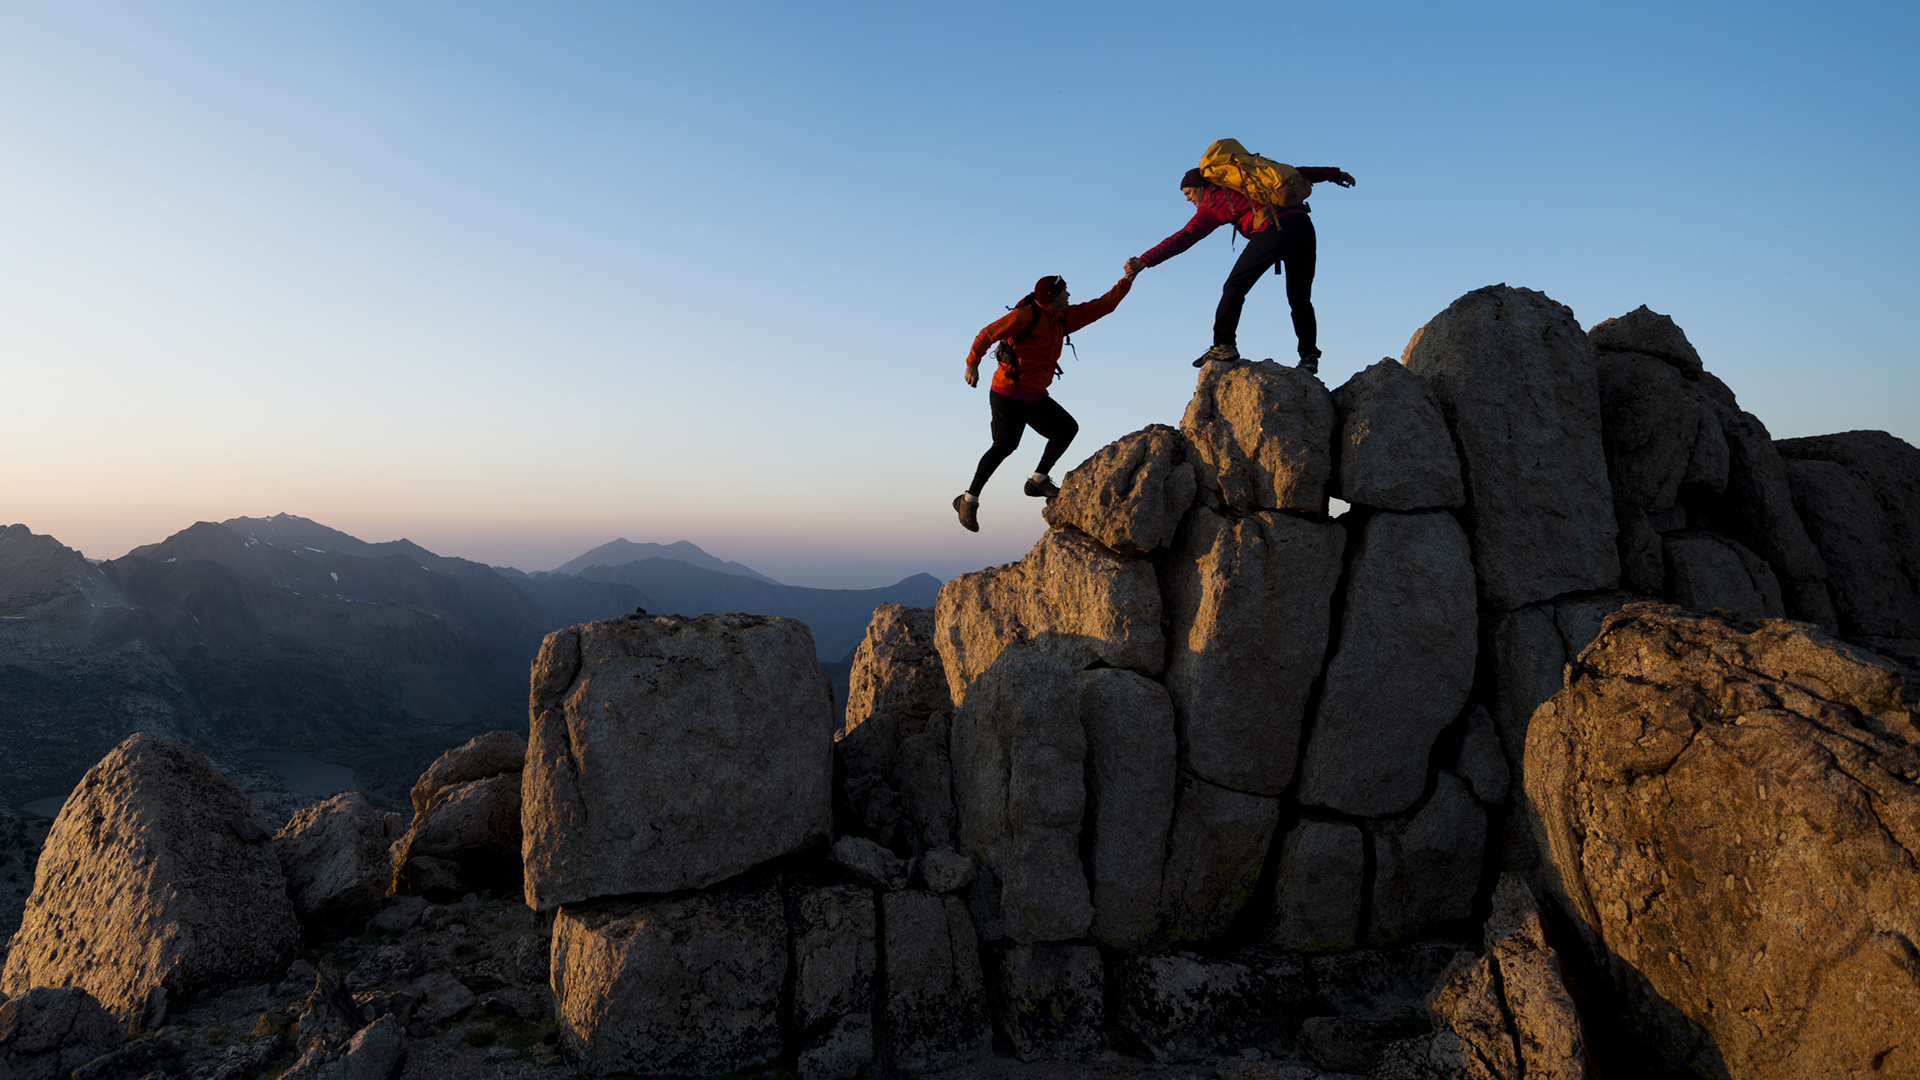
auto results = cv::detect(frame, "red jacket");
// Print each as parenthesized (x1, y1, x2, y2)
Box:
(966, 276, 1133, 399)
(1139, 169, 1345, 267)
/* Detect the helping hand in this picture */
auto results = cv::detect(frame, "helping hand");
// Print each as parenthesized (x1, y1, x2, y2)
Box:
(965, 362, 979, 388)
(1124, 256, 1145, 278)
(1328, 170, 1356, 187)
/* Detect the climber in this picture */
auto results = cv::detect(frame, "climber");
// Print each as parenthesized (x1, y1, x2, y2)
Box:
(1125, 164, 1355, 375)
(952, 268, 1136, 533)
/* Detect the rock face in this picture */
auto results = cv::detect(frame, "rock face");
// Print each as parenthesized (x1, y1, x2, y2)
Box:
(1710, 406, 1839, 630)
(1782, 457, 1920, 638)
(1265, 820, 1364, 952)
(989, 943, 1105, 1062)
(1482, 875, 1592, 1079)
(1330, 359, 1464, 511)
(786, 883, 875, 1080)
(1181, 359, 1334, 514)
(521, 614, 833, 909)
(0, 987, 123, 1080)
(550, 879, 787, 1077)
(275, 791, 404, 933)
(1662, 530, 1784, 623)
(881, 891, 991, 1072)
(950, 646, 1091, 943)
(1298, 511, 1478, 815)
(1779, 430, 1920, 599)
(392, 732, 525, 900)
(934, 529, 1162, 705)
(1368, 774, 1485, 943)
(1527, 603, 1920, 1078)
(1161, 508, 1344, 796)
(1079, 669, 1177, 949)
(1042, 424, 1197, 555)
(1403, 285, 1619, 609)
(836, 604, 956, 853)
(0, 734, 299, 1026)
(1157, 773, 1280, 942)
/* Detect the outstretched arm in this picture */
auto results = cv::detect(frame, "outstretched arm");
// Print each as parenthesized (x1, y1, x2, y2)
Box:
(1063, 275, 1135, 334)
(1301, 167, 1355, 187)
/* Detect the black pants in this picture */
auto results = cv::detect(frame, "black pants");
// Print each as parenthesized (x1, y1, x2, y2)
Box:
(1214, 213, 1318, 358)
(967, 391, 1078, 496)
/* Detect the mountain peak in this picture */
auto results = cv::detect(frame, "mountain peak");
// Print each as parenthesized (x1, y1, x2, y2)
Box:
(551, 540, 781, 585)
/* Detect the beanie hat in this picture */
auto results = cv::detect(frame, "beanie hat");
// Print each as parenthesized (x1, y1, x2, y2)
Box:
(1033, 276, 1067, 304)
(1180, 167, 1211, 190)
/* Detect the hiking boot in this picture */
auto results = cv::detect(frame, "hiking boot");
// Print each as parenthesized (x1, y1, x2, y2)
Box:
(1192, 343, 1240, 368)
(1297, 351, 1321, 376)
(1024, 475, 1060, 500)
(953, 494, 979, 532)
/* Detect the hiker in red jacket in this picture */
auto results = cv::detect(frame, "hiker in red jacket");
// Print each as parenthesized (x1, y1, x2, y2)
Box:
(952, 270, 1136, 533)
(1126, 165, 1355, 375)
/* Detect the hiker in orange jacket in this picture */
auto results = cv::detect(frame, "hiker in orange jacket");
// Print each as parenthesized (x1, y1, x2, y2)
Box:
(952, 269, 1136, 532)
(1126, 165, 1355, 375)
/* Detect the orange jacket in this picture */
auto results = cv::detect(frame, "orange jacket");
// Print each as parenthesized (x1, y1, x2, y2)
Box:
(965, 276, 1133, 398)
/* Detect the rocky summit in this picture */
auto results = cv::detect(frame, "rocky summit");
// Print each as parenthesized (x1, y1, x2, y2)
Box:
(2, 285, 1917, 1080)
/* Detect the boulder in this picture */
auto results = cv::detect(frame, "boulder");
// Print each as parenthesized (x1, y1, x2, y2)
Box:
(408, 730, 524, 821)
(550, 878, 787, 1077)
(391, 771, 522, 900)
(1079, 668, 1177, 949)
(1425, 953, 1521, 1080)
(0, 987, 123, 1080)
(1181, 359, 1334, 514)
(920, 848, 976, 894)
(1708, 405, 1839, 630)
(786, 882, 875, 1080)
(1587, 304, 1704, 377)
(275, 791, 404, 933)
(843, 604, 951, 729)
(989, 943, 1105, 1062)
(1330, 359, 1464, 511)
(1265, 820, 1364, 952)
(836, 709, 955, 853)
(521, 614, 833, 909)
(1302, 1015, 1401, 1073)
(934, 528, 1163, 706)
(1783, 457, 1920, 637)
(1662, 530, 1784, 622)
(1161, 508, 1344, 796)
(949, 646, 1091, 943)
(1778, 429, 1920, 591)
(1042, 424, 1198, 554)
(1455, 705, 1511, 805)
(1490, 593, 1635, 778)
(1614, 502, 1666, 593)
(1369, 774, 1485, 943)
(827, 836, 908, 892)
(881, 891, 991, 1073)
(281, 1012, 406, 1079)
(1158, 771, 1281, 942)
(1526, 603, 1920, 1078)
(0, 734, 299, 1025)
(1483, 875, 1592, 1080)
(1596, 351, 1704, 514)
(1118, 944, 1459, 1063)
(1298, 512, 1478, 815)
(1403, 285, 1619, 609)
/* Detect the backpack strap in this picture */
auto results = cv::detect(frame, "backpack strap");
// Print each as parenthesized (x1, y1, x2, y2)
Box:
(993, 297, 1042, 385)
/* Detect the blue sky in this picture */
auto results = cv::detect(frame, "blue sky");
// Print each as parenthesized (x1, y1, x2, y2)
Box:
(2, 2, 1914, 587)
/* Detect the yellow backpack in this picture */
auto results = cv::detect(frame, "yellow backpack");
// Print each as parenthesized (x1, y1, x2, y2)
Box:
(1198, 138, 1311, 227)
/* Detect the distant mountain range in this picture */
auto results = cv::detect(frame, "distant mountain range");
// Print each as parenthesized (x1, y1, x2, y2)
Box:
(0, 514, 937, 811)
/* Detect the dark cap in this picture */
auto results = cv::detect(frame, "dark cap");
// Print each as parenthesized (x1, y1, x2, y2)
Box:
(1033, 276, 1067, 303)
(1181, 167, 1211, 190)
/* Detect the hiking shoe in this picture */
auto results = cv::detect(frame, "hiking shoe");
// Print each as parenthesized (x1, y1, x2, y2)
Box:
(1297, 353, 1320, 376)
(953, 494, 979, 532)
(1192, 343, 1240, 368)
(1024, 475, 1060, 500)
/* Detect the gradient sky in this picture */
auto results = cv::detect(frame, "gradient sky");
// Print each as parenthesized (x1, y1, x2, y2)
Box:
(3, 2, 1914, 588)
